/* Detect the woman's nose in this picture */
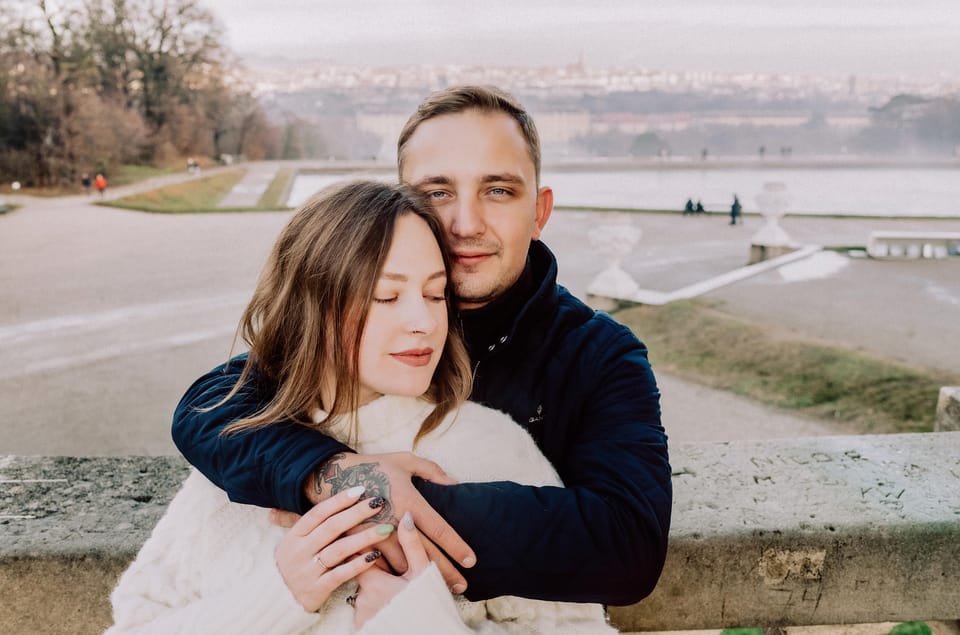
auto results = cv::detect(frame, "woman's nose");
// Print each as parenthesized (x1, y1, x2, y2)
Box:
(406, 298, 438, 334)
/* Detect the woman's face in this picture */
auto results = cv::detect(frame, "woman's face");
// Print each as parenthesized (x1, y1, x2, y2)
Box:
(357, 214, 449, 405)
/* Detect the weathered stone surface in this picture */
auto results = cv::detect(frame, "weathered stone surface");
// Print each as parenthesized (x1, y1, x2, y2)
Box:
(0, 456, 189, 557)
(610, 432, 960, 631)
(0, 456, 189, 634)
(3, 434, 960, 633)
(936, 386, 960, 432)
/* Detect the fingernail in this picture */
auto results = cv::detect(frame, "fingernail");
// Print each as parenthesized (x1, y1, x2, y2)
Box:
(376, 523, 395, 536)
(368, 496, 385, 509)
(402, 511, 415, 530)
(365, 550, 382, 563)
(461, 555, 476, 567)
(451, 583, 466, 594)
(346, 485, 365, 498)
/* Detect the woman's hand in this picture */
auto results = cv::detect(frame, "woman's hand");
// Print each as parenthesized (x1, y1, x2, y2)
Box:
(352, 511, 431, 629)
(274, 485, 397, 613)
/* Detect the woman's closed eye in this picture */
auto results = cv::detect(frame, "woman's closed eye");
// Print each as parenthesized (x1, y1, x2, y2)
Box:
(373, 296, 398, 304)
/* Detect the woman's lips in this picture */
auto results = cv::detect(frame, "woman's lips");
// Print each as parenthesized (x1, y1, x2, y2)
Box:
(391, 349, 434, 367)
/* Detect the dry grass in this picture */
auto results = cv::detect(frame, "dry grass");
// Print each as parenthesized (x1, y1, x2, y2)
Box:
(104, 170, 246, 213)
(616, 300, 958, 434)
(256, 168, 295, 209)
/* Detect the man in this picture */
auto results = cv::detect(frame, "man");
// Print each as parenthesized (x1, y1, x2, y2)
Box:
(730, 194, 742, 225)
(173, 85, 671, 605)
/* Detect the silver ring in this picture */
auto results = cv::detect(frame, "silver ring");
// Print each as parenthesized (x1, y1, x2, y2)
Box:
(345, 592, 358, 608)
(313, 552, 335, 571)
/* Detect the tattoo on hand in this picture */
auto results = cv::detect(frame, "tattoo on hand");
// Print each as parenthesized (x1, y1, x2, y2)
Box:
(315, 453, 396, 524)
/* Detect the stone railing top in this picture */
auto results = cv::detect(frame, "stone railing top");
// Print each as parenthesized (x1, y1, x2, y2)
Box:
(671, 431, 960, 538)
(3, 432, 959, 555)
(0, 456, 188, 557)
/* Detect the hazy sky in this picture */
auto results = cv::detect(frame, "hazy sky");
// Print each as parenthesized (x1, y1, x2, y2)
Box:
(201, 0, 960, 78)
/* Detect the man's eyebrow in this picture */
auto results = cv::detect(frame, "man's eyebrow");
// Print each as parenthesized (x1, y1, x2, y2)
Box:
(481, 173, 526, 185)
(410, 174, 526, 188)
(410, 175, 452, 188)
(380, 271, 447, 282)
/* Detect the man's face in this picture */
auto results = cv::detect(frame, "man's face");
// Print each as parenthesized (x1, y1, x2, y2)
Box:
(400, 110, 553, 310)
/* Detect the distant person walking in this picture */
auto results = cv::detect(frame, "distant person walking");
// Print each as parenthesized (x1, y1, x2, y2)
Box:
(81, 173, 91, 195)
(730, 195, 742, 225)
(94, 173, 107, 197)
(684, 198, 695, 216)
(695, 199, 705, 214)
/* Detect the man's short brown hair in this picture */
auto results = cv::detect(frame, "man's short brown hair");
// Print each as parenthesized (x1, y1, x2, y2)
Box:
(397, 85, 542, 186)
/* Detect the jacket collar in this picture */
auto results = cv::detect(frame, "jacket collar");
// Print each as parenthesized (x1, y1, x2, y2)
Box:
(458, 241, 560, 361)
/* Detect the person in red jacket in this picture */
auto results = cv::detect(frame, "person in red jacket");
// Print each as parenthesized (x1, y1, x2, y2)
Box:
(94, 172, 107, 197)
(173, 85, 671, 606)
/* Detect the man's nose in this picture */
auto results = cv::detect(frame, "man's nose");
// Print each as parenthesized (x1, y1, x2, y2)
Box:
(448, 197, 485, 237)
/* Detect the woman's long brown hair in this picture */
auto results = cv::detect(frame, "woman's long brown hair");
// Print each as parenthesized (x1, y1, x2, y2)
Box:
(216, 180, 472, 444)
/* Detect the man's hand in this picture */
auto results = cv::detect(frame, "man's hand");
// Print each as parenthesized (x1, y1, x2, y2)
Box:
(299, 452, 476, 593)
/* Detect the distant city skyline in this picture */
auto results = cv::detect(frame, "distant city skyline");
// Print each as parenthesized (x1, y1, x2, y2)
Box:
(202, 0, 960, 79)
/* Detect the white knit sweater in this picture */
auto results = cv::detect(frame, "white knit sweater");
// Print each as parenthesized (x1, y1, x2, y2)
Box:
(107, 396, 616, 634)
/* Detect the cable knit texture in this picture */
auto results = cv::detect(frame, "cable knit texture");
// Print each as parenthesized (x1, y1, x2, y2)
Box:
(107, 396, 615, 634)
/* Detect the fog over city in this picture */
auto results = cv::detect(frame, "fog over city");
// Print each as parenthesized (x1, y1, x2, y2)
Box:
(203, 0, 960, 78)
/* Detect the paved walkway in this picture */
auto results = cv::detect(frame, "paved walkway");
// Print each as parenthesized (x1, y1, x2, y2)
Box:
(0, 165, 864, 456)
(217, 161, 282, 207)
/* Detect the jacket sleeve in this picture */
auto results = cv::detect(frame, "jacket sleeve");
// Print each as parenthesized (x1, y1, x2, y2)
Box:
(170, 355, 354, 513)
(416, 325, 671, 606)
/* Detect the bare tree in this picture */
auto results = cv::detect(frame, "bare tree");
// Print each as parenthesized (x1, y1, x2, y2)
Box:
(0, 0, 270, 186)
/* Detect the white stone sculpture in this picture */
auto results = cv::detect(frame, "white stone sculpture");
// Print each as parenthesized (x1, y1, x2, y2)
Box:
(586, 222, 641, 298)
(752, 182, 793, 247)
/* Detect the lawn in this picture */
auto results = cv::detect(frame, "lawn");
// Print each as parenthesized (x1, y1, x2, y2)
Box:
(104, 170, 248, 213)
(615, 299, 957, 433)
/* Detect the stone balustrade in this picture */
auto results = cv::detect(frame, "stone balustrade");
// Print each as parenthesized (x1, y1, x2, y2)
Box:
(867, 230, 960, 259)
(3, 430, 960, 633)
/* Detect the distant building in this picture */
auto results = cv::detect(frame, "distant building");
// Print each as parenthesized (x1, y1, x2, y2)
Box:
(529, 111, 591, 143)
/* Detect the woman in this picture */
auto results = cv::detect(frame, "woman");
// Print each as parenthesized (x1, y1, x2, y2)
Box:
(107, 181, 615, 634)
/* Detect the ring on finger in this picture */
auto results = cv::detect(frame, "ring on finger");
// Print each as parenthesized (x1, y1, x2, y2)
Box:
(313, 551, 335, 571)
(345, 592, 359, 608)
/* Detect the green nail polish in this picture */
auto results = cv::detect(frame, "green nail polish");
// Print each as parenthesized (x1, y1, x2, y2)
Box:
(376, 523, 395, 536)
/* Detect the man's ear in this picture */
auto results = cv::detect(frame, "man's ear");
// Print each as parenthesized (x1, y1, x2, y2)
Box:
(532, 186, 554, 241)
